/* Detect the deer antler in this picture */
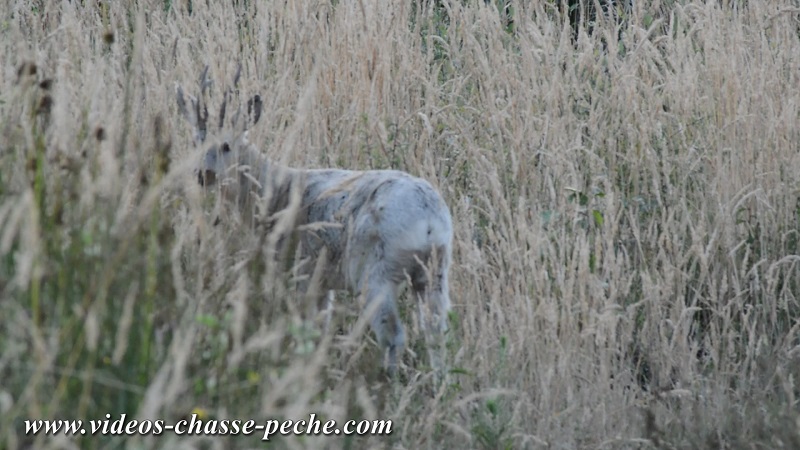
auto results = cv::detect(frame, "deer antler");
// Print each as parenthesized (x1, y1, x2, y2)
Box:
(176, 65, 212, 142)
(177, 63, 262, 141)
(219, 63, 243, 130)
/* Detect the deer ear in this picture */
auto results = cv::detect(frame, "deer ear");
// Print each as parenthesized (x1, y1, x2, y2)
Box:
(175, 85, 195, 125)
(247, 95, 263, 126)
(176, 84, 208, 142)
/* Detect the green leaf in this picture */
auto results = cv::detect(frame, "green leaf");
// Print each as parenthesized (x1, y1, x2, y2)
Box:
(592, 209, 604, 227)
(486, 398, 499, 416)
(448, 367, 471, 376)
(196, 314, 219, 328)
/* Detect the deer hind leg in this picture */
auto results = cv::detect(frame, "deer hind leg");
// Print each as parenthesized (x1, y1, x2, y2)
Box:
(361, 269, 404, 376)
(412, 264, 451, 373)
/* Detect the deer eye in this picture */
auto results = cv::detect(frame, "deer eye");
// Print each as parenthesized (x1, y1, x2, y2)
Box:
(221, 142, 231, 154)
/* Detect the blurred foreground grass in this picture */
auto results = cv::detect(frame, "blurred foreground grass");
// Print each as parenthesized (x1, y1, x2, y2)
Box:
(1, 0, 800, 448)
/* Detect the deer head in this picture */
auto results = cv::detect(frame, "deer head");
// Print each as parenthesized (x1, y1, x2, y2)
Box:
(176, 64, 263, 188)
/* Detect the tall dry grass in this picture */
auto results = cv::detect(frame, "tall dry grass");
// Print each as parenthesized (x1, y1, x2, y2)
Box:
(1, 0, 799, 448)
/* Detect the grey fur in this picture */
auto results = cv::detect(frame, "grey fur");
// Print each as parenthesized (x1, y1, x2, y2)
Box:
(177, 75, 453, 375)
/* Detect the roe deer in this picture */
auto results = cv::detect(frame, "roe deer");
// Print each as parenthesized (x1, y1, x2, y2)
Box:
(177, 66, 453, 376)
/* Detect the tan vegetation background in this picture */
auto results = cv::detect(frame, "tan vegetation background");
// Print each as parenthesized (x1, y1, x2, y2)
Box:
(2, 0, 800, 448)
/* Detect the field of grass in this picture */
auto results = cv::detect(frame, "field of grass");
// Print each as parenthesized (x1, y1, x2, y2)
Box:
(2, 0, 800, 448)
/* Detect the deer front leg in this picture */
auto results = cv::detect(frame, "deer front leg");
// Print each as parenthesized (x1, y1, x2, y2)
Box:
(361, 270, 404, 376)
(413, 271, 450, 374)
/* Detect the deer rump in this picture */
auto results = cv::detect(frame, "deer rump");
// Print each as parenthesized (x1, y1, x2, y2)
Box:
(295, 169, 451, 294)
